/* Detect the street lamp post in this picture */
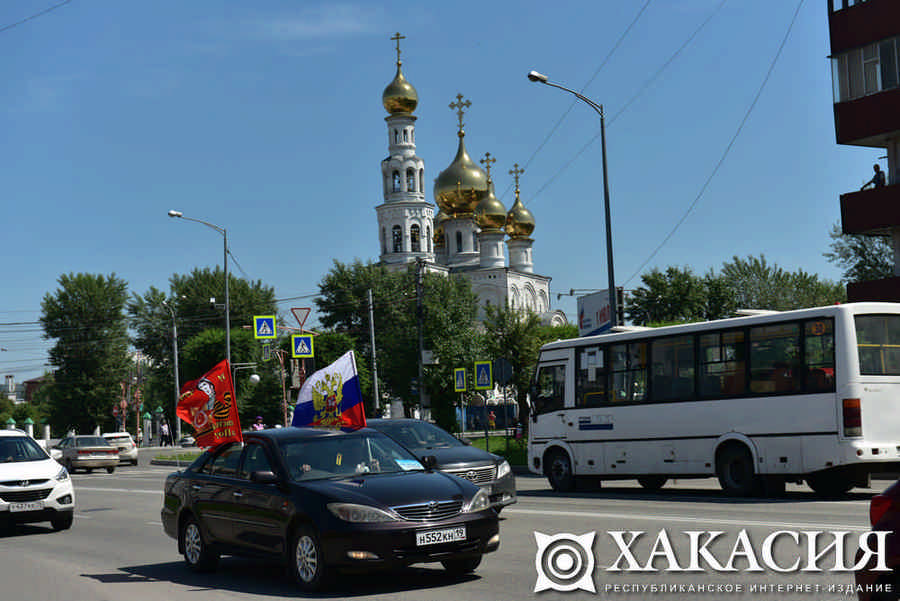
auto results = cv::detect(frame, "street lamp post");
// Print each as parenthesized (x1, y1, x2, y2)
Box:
(161, 299, 182, 441)
(527, 70, 617, 329)
(167, 210, 231, 366)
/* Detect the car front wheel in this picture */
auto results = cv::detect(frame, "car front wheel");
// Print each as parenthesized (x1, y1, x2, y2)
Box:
(106, 466, 115, 474)
(181, 516, 218, 572)
(51, 512, 73, 531)
(290, 525, 329, 591)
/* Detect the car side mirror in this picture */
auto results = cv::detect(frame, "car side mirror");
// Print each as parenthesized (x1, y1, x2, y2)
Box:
(250, 470, 279, 485)
(420, 455, 438, 471)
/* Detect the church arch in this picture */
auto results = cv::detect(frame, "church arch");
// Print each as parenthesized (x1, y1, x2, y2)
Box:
(410, 224, 421, 252)
(392, 225, 402, 253)
(392, 171, 401, 192)
(406, 168, 416, 192)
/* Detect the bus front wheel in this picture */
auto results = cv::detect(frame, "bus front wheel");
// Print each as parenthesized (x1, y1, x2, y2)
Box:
(545, 449, 575, 492)
(637, 476, 668, 491)
(716, 444, 756, 497)
(806, 474, 854, 497)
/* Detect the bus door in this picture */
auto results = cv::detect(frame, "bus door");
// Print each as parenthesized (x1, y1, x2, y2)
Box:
(531, 352, 572, 442)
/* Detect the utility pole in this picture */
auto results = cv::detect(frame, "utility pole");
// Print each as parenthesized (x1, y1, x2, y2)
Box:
(416, 258, 425, 412)
(367, 289, 380, 412)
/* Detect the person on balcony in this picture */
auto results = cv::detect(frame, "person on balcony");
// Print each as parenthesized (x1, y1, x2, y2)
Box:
(861, 164, 886, 190)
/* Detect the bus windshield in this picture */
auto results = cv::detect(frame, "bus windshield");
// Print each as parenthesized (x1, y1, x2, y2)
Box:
(856, 314, 900, 375)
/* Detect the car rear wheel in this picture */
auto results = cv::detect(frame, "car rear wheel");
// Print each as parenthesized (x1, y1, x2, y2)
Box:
(441, 555, 482, 575)
(106, 466, 115, 474)
(132, 458, 139, 466)
(64, 459, 74, 474)
(290, 524, 329, 591)
(181, 516, 218, 572)
(51, 512, 73, 531)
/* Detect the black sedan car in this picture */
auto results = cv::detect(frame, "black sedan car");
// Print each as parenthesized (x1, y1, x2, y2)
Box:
(161, 427, 500, 591)
(367, 419, 516, 511)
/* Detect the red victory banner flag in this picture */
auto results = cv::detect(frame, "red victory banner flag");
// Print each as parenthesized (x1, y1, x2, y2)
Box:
(176, 359, 242, 448)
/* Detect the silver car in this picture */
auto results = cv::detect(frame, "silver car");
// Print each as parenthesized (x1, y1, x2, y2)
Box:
(54, 435, 119, 474)
(102, 432, 138, 466)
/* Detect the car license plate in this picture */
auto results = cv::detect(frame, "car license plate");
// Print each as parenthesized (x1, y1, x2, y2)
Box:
(9, 501, 43, 512)
(416, 527, 466, 546)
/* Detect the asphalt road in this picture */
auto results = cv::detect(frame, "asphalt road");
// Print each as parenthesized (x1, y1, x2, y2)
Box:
(0, 448, 882, 601)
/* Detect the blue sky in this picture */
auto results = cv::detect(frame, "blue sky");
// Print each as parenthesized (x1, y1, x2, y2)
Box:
(1, 0, 877, 382)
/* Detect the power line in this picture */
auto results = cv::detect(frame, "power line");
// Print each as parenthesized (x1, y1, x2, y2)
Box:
(0, 0, 72, 35)
(623, 0, 805, 287)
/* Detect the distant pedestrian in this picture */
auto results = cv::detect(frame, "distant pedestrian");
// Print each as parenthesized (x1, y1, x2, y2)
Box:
(252, 416, 265, 431)
(488, 410, 496, 430)
(160, 422, 170, 446)
(861, 164, 886, 190)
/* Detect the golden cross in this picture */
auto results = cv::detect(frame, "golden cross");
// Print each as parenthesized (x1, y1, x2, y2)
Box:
(480, 152, 496, 180)
(509, 163, 525, 191)
(448, 93, 471, 132)
(390, 32, 405, 64)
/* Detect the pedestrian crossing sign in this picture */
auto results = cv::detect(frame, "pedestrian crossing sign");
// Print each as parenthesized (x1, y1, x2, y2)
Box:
(474, 361, 492, 391)
(253, 315, 277, 339)
(292, 334, 314, 358)
(453, 368, 466, 392)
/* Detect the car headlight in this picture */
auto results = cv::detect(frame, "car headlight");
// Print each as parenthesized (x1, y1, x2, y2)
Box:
(55, 466, 69, 482)
(327, 503, 399, 523)
(463, 489, 491, 513)
(496, 459, 511, 479)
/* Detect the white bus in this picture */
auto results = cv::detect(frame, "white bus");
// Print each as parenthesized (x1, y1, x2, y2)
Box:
(527, 302, 900, 497)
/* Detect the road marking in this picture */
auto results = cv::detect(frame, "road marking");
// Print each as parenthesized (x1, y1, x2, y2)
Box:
(74, 486, 162, 495)
(504, 508, 869, 531)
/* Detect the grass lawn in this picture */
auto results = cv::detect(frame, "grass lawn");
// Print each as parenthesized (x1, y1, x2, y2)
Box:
(468, 435, 527, 466)
(154, 451, 202, 462)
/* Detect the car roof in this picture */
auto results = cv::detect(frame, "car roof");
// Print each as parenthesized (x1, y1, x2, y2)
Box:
(102, 432, 132, 437)
(243, 426, 381, 443)
(0, 429, 28, 438)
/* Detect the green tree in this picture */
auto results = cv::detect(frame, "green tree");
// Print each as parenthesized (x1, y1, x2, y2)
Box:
(720, 255, 845, 310)
(824, 222, 893, 283)
(626, 266, 708, 326)
(41, 273, 131, 434)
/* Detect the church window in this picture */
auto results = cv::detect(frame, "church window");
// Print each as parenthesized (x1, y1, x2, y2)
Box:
(426, 226, 431, 252)
(403, 129, 408, 142)
(406, 168, 416, 192)
(393, 130, 399, 144)
(419, 168, 424, 192)
(473, 232, 479, 252)
(381, 227, 386, 254)
(456, 231, 463, 252)
(410, 224, 421, 252)
(392, 225, 402, 253)
(392, 171, 401, 192)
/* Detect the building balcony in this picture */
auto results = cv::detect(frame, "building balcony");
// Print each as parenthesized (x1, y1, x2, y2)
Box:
(841, 183, 900, 235)
(829, 0, 900, 56)
(834, 87, 900, 147)
(848, 276, 900, 303)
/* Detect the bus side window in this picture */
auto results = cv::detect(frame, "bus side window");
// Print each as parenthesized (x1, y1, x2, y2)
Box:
(534, 365, 566, 414)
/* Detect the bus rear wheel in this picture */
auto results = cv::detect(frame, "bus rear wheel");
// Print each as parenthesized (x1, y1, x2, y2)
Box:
(545, 449, 575, 492)
(716, 444, 756, 497)
(637, 476, 667, 491)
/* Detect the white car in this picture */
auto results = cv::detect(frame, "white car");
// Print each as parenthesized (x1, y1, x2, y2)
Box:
(0, 429, 75, 531)
(102, 432, 139, 465)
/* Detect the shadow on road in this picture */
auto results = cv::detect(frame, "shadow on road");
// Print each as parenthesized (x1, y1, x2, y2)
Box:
(83, 557, 479, 598)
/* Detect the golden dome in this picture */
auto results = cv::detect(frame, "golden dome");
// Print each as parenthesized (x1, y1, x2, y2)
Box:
(433, 210, 449, 246)
(506, 189, 535, 238)
(433, 132, 487, 216)
(382, 63, 418, 115)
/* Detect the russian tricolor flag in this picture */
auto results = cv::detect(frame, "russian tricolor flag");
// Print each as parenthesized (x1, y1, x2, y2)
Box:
(291, 350, 366, 430)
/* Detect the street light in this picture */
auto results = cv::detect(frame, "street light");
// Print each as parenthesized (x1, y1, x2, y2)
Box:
(527, 70, 618, 329)
(161, 299, 182, 441)
(167, 210, 231, 366)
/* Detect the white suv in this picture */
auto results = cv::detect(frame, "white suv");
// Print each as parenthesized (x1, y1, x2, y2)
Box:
(102, 432, 138, 465)
(0, 429, 75, 531)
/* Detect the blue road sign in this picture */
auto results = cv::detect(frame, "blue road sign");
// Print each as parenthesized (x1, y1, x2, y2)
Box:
(292, 334, 314, 358)
(253, 315, 277, 339)
(453, 368, 466, 392)
(474, 361, 492, 391)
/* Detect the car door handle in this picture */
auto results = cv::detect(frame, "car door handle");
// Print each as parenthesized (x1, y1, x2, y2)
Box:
(191, 485, 202, 491)
(233, 491, 243, 498)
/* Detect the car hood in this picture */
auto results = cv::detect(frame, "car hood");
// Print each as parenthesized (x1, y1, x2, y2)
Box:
(0, 457, 62, 480)
(299, 470, 473, 508)
(410, 445, 497, 469)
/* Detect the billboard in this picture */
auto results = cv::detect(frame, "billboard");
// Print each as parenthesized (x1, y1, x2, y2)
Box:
(577, 290, 612, 337)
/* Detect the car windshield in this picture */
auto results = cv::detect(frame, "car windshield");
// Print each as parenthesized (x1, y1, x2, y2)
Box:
(76, 437, 109, 447)
(374, 421, 464, 451)
(0, 437, 50, 463)
(279, 432, 424, 482)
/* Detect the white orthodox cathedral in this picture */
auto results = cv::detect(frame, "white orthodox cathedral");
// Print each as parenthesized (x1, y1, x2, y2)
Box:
(374, 34, 567, 327)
